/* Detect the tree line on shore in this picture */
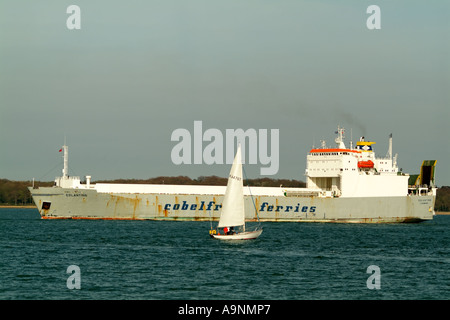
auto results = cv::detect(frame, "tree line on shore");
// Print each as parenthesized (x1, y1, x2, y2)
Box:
(0, 177, 448, 212)
(0, 176, 305, 206)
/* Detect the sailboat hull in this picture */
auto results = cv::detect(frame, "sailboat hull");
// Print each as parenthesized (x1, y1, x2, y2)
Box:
(211, 228, 262, 240)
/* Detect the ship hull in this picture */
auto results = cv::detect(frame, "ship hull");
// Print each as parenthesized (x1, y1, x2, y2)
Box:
(28, 186, 435, 223)
(211, 229, 263, 240)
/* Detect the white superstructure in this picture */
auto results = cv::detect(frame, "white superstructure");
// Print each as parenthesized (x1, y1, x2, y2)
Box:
(305, 128, 407, 198)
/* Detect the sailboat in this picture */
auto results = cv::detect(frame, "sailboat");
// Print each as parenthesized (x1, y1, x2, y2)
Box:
(209, 145, 263, 240)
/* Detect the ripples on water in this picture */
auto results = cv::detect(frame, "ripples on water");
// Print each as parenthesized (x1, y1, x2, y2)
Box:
(0, 208, 449, 300)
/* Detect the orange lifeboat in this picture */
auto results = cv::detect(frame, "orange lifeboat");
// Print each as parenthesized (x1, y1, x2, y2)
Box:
(357, 160, 374, 168)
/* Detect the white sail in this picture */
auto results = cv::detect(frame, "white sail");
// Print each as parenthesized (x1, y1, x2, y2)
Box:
(217, 145, 245, 228)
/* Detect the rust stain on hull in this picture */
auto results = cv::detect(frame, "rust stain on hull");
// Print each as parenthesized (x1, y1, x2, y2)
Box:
(105, 194, 144, 220)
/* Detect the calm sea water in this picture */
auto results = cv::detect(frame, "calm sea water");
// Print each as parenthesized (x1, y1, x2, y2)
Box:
(0, 208, 449, 300)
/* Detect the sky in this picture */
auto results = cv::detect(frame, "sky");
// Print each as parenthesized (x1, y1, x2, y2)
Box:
(1, 0, 449, 185)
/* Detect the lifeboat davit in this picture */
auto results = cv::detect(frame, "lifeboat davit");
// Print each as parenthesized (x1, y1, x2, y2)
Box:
(358, 160, 374, 168)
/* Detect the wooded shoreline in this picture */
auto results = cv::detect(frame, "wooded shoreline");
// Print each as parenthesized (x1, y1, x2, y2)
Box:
(1, 178, 449, 212)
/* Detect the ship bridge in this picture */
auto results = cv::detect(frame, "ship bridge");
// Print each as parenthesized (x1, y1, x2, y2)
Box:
(305, 128, 407, 198)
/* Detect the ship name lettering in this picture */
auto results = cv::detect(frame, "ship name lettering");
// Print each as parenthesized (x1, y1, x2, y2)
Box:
(259, 202, 316, 213)
(65, 193, 87, 197)
(164, 201, 221, 211)
(162, 200, 316, 214)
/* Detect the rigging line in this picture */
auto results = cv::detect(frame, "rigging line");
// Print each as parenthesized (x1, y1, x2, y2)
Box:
(208, 209, 213, 230)
(37, 161, 63, 181)
(68, 164, 79, 178)
(242, 166, 261, 226)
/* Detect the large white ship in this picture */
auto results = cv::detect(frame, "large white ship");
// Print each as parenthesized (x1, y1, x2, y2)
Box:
(28, 128, 437, 223)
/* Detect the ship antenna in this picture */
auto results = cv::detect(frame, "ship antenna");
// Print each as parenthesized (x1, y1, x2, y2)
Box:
(62, 137, 69, 179)
(335, 126, 346, 149)
(350, 128, 353, 150)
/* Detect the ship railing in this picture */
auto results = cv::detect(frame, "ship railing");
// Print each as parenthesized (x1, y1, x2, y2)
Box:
(408, 185, 434, 196)
(55, 176, 81, 181)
